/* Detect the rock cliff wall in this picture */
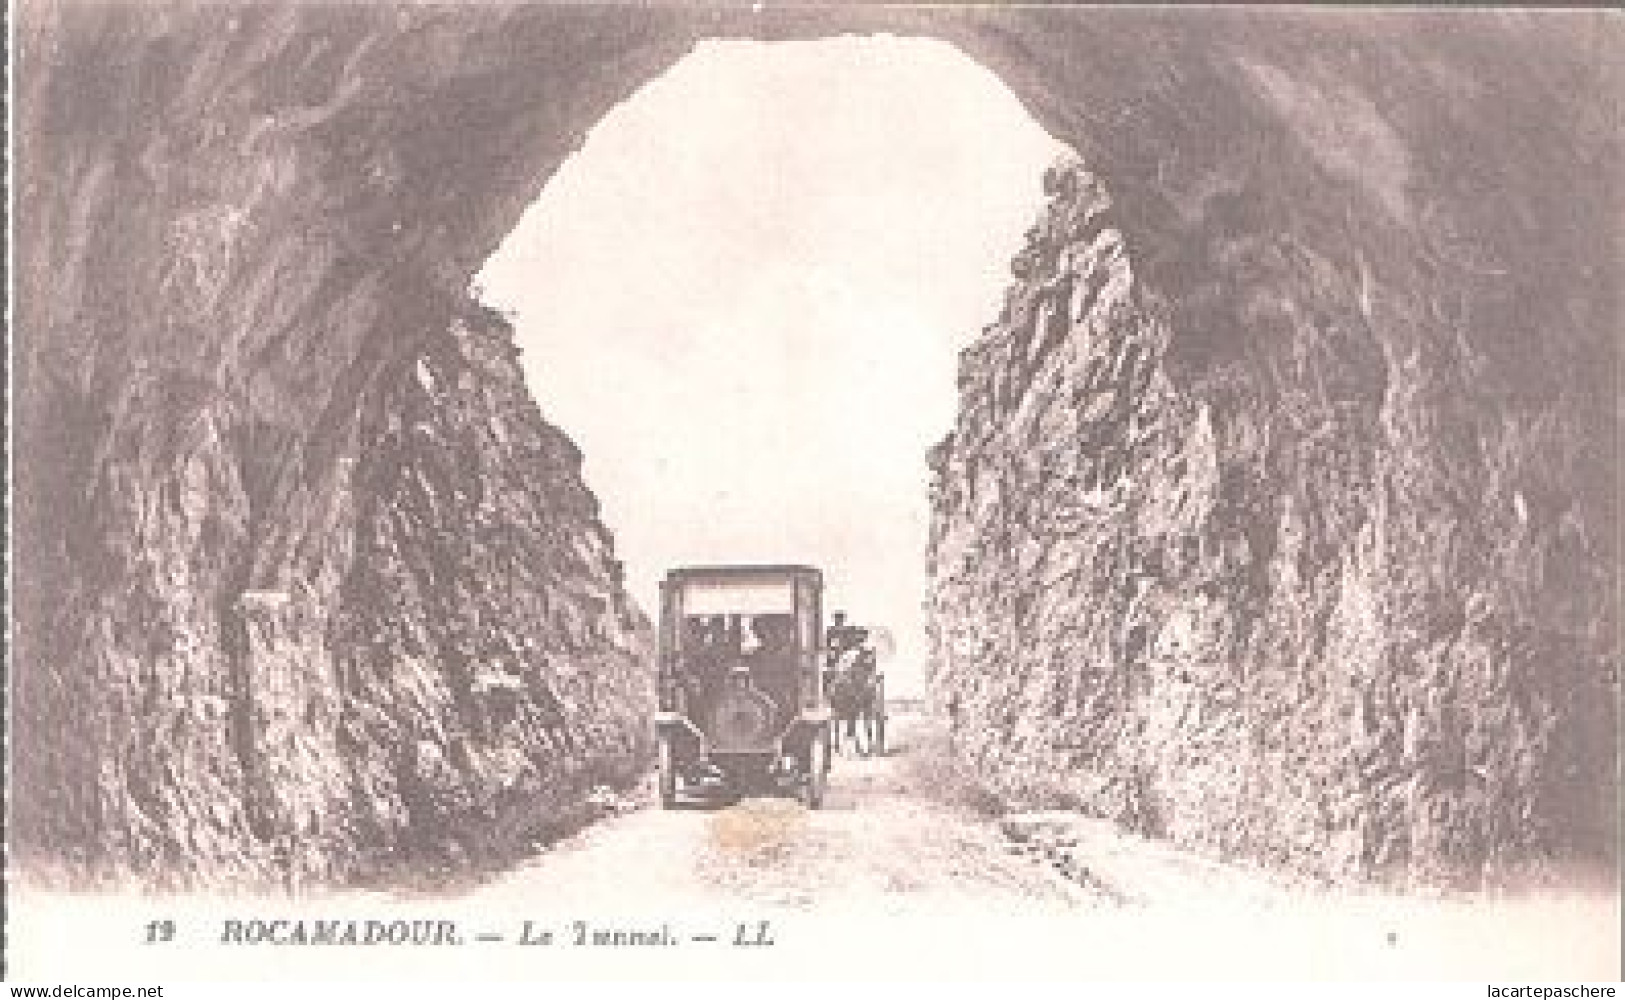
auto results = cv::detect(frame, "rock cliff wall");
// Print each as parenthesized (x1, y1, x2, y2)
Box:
(15, 279, 653, 887)
(332, 302, 654, 879)
(12, 3, 679, 888)
(927, 153, 1617, 889)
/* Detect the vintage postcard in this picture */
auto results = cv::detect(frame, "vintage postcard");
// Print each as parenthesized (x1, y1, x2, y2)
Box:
(6, 1, 1621, 984)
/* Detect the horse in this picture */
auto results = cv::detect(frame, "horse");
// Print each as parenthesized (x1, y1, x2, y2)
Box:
(827, 658, 883, 757)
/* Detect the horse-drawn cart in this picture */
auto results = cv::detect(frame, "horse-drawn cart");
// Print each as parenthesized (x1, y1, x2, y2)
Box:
(825, 617, 887, 757)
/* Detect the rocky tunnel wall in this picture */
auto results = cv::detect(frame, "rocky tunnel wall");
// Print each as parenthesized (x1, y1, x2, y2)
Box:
(924, 22, 1621, 887)
(12, 4, 1619, 886)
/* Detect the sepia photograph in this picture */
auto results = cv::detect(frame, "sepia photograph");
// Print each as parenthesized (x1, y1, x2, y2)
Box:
(5, 1, 1621, 985)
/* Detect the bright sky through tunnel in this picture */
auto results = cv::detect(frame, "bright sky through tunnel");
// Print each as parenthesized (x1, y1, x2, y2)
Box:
(476, 37, 1067, 697)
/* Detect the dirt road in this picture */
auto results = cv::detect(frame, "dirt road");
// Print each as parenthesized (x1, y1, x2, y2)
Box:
(469, 714, 1095, 914)
(10, 714, 1617, 980)
(446, 714, 1618, 981)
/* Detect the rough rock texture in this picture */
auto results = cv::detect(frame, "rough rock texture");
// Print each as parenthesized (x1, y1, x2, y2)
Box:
(927, 152, 1617, 889)
(15, 283, 654, 888)
(12, 3, 685, 888)
(331, 302, 653, 878)
(210, 300, 655, 884)
(13, 4, 1618, 887)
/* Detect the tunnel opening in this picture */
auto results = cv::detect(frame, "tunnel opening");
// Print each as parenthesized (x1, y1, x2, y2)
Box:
(474, 36, 1069, 698)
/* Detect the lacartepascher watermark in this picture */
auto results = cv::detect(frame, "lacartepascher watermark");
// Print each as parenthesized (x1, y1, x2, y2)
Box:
(1487, 988, 1618, 997)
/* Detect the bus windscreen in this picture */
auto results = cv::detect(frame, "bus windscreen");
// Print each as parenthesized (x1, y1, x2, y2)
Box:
(680, 578, 795, 616)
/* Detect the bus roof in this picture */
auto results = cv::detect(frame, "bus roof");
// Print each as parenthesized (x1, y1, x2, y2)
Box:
(662, 564, 821, 584)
